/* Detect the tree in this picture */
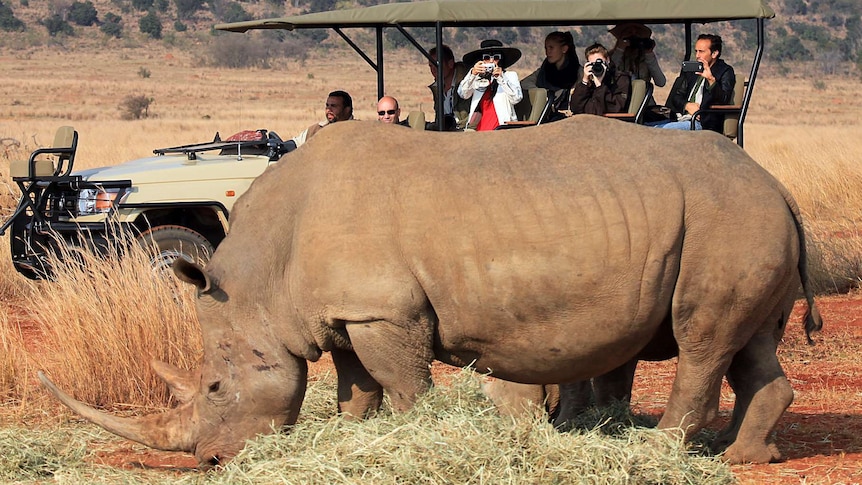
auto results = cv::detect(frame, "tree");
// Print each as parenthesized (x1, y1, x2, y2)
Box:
(0, 0, 25, 32)
(68, 1, 98, 26)
(174, 0, 204, 20)
(131, 0, 154, 12)
(139, 10, 162, 39)
(101, 12, 123, 38)
(41, 14, 74, 36)
(215, 1, 252, 23)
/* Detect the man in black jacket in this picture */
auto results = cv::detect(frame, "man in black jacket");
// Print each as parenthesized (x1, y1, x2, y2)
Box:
(649, 34, 735, 132)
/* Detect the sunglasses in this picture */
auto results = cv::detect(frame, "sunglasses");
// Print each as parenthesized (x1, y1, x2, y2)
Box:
(378, 109, 397, 116)
(482, 54, 502, 61)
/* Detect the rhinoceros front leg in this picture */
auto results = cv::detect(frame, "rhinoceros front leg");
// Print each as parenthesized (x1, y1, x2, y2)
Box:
(718, 330, 792, 464)
(344, 319, 435, 412)
(331, 348, 384, 419)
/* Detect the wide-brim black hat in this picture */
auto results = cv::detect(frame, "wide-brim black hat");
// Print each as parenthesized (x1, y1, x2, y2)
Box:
(462, 39, 522, 69)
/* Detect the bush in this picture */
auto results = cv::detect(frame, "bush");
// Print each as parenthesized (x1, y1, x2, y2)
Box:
(139, 10, 162, 39)
(68, 0, 97, 26)
(131, 0, 153, 11)
(769, 36, 811, 62)
(174, 0, 203, 20)
(206, 34, 273, 68)
(100, 12, 122, 38)
(173, 20, 186, 32)
(137, 66, 151, 78)
(41, 14, 74, 36)
(216, 1, 252, 23)
(0, 0, 25, 32)
(119, 94, 153, 120)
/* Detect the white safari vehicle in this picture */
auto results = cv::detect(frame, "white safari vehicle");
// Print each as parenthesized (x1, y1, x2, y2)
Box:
(0, 129, 293, 278)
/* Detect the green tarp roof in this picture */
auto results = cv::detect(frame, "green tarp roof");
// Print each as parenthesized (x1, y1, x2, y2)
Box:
(216, 0, 775, 33)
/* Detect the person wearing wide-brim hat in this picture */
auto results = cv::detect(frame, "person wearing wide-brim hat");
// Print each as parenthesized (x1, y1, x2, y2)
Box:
(609, 22, 653, 41)
(608, 22, 666, 109)
(457, 39, 523, 131)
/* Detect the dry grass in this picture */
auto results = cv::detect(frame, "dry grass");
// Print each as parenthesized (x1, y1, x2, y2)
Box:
(0, 370, 733, 484)
(27, 235, 203, 409)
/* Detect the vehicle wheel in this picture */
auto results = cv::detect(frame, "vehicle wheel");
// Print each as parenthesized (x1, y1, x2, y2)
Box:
(136, 225, 214, 273)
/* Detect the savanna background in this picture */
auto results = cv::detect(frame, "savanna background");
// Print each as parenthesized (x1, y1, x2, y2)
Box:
(2, 0, 862, 483)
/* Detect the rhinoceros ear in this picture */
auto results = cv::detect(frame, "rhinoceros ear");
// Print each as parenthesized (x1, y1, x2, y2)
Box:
(151, 359, 198, 405)
(172, 258, 216, 294)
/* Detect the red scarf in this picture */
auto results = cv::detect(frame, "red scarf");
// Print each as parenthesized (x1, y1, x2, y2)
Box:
(476, 87, 499, 131)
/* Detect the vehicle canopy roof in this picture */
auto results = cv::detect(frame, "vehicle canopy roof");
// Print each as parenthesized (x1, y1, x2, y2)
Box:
(216, 0, 774, 146)
(216, 0, 774, 31)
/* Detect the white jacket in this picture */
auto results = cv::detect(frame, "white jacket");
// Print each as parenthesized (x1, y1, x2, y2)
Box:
(458, 70, 523, 128)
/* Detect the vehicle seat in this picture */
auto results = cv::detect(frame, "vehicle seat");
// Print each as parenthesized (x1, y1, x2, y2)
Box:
(10, 126, 78, 178)
(407, 111, 426, 130)
(691, 76, 748, 145)
(604, 79, 652, 124)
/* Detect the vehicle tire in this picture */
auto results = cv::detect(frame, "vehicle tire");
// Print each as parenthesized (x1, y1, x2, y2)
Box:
(136, 225, 214, 273)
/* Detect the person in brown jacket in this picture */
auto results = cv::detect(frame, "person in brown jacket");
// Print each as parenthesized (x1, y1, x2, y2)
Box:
(570, 43, 631, 116)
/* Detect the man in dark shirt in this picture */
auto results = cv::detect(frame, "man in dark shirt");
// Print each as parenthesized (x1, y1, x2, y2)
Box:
(650, 34, 735, 131)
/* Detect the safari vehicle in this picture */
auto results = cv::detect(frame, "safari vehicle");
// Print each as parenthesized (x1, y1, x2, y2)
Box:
(0, 128, 293, 279)
(2, 0, 773, 279)
(216, 0, 773, 146)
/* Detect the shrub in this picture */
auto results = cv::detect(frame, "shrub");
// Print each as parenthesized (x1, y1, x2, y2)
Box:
(68, 0, 97, 26)
(119, 94, 153, 120)
(137, 66, 151, 78)
(41, 14, 74, 36)
(216, 1, 252, 23)
(206, 34, 273, 68)
(174, 0, 203, 20)
(138, 10, 162, 39)
(173, 20, 186, 32)
(0, 0, 25, 32)
(131, 0, 153, 11)
(100, 12, 122, 38)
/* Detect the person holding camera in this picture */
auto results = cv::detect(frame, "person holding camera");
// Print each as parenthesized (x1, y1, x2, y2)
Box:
(457, 39, 523, 131)
(648, 34, 735, 131)
(570, 43, 631, 116)
(608, 23, 666, 108)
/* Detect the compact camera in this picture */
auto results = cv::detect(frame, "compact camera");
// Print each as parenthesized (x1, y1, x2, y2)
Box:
(590, 58, 606, 77)
(681, 61, 704, 73)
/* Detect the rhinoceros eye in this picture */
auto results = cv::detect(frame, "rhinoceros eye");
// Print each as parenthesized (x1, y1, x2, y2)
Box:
(208, 381, 221, 393)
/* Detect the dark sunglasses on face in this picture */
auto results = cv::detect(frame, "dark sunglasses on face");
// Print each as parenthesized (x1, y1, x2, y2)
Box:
(482, 54, 502, 61)
(378, 109, 397, 116)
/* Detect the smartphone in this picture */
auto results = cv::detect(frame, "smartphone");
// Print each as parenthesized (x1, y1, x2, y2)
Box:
(681, 61, 704, 73)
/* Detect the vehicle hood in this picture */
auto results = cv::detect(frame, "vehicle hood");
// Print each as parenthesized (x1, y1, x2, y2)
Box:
(74, 153, 275, 184)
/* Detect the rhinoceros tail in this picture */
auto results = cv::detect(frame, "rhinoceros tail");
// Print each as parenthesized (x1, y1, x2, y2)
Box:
(779, 184, 824, 345)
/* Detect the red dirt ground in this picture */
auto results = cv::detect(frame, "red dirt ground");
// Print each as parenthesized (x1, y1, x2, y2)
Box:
(73, 294, 862, 482)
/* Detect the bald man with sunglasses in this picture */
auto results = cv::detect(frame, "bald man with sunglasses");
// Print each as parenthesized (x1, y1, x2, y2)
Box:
(376, 96, 409, 126)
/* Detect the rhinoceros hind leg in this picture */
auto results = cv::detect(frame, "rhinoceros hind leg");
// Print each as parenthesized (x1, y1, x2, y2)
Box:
(552, 380, 594, 429)
(592, 359, 638, 408)
(718, 331, 792, 464)
(331, 348, 384, 419)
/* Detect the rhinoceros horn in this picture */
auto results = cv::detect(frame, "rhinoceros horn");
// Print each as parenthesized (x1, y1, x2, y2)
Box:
(38, 371, 195, 452)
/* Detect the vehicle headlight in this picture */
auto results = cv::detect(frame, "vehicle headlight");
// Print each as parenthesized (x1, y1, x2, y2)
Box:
(77, 188, 125, 215)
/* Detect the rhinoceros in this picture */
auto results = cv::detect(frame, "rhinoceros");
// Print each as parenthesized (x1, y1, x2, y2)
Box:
(40, 116, 821, 467)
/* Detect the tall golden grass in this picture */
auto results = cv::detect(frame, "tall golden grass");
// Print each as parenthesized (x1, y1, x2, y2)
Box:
(0, 48, 860, 419)
(29, 234, 203, 409)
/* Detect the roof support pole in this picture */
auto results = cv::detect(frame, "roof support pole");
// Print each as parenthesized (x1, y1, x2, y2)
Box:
(376, 26, 384, 100)
(736, 17, 765, 148)
(435, 22, 444, 131)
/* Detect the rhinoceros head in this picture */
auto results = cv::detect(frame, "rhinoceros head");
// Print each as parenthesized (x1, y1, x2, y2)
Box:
(40, 259, 310, 468)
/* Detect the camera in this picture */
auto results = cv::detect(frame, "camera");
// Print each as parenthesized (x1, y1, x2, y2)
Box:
(590, 58, 606, 77)
(681, 61, 704, 73)
(625, 36, 655, 51)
